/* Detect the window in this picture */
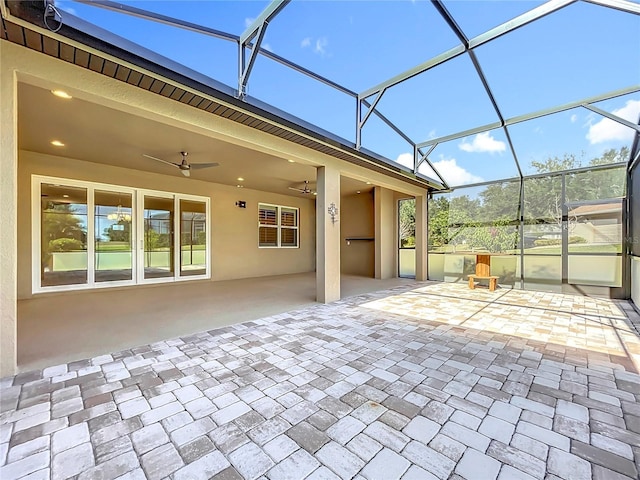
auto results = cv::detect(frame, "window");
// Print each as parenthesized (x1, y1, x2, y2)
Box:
(33, 175, 210, 293)
(258, 203, 299, 248)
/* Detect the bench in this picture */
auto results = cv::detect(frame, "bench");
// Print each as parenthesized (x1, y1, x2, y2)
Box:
(468, 275, 499, 292)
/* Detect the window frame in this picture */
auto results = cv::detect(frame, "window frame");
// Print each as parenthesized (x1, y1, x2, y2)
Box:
(258, 202, 299, 249)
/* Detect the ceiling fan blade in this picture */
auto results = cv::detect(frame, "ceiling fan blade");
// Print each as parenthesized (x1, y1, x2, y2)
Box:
(181, 169, 191, 177)
(189, 162, 220, 169)
(288, 187, 304, 192)
(142, 154, 179, 168)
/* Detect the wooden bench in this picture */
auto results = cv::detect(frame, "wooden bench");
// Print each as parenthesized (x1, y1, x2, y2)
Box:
(468, 275, 499, 291)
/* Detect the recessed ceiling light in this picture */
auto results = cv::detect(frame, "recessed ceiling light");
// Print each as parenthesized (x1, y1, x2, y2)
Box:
(62, 194, 69, 198)
(51, 89, 72, 99)
(356, 191, 361, 194)
(313, 192, 318, 196)
(236, 184, 244, 188)
(51, 140, 65, 147)
(237, 177, 244, 182)
(287, 159, 295, 163)
(366, 182, 371, 185)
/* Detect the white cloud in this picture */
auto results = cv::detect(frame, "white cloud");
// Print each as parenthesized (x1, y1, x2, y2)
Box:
(586, 99, 640, 144)
(244, 17, 254, 28)
(395, 153, 414, 169)
(300, 37, 330, 56)
(570, 114, 577, 123)
(315, 37, 328, 56)
(395, 152, 483, 186)
(432, 157, 483, 185)
(426, 129, 437, 140)
(262, 43, 273, 52)
(459, 132, 505, 154)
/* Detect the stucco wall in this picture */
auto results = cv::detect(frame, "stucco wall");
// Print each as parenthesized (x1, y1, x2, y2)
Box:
(341, 192, 375, 277)
(17, 150, 316, 299)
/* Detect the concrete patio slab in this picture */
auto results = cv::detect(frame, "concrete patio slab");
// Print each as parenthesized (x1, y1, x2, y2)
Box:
(2, 282, 640, 479)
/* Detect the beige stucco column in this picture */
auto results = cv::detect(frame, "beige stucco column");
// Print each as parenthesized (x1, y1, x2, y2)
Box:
(316, 166, 341, 303)
(374, 186, 395, 279)
(0, 42, 18, 377)
(415, 193, 428, 281)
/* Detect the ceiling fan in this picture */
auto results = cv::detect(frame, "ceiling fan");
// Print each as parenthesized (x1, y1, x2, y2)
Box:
(289, 180, 316, 195)
(142, 151, 219, 177)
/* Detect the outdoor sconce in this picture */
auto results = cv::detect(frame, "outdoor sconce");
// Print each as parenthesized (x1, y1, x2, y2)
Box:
(236, 201, 246, 208)
(328, 202, 338, 224)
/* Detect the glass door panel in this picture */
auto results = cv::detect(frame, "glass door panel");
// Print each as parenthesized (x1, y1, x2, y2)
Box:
(522, 176, 562, 290)
(41, 184, 88, 287)
(565, 168, 625, 287)
(180, 199, 207, 277)
(95, 190, 133, 282)
(399, 198, 416, 278)
(143, 195, 174, 279)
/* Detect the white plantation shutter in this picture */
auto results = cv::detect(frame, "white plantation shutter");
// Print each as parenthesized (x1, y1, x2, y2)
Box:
(258, 204, 298, 248)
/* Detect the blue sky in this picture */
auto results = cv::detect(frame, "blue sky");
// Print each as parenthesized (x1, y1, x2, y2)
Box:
(58, 0, 640, 187)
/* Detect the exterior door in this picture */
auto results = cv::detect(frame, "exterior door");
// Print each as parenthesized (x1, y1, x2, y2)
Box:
(140, 193, 175, 282)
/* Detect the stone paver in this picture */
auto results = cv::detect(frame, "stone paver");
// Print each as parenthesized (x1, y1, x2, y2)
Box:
(1, 282, 640, 479)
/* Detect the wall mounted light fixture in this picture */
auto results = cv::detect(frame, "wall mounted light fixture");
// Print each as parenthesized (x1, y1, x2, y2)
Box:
(328, 202, 338, 224)
(235, 201, 246, 208)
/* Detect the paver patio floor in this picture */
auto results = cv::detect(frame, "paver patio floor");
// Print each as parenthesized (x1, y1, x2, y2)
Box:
(2, 282, 640, 479)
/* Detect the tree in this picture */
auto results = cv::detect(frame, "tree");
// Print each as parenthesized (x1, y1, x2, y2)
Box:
(399, 199, 416, 247)
(104, 221, 130, 243)
(42, 202, 86, 268)
(42, 203, 85, 245)
(424, 147, 628, 253)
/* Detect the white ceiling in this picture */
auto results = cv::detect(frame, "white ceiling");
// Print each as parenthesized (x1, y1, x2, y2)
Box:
(18, 83, 373, 197)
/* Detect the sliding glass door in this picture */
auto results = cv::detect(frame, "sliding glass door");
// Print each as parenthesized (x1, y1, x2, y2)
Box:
(180, 199, 207, 277)
(34, 176, 209, 293)
(95, 190, 133, 283)
(142, 195, 175, 280)
(40, 183, 88, 287)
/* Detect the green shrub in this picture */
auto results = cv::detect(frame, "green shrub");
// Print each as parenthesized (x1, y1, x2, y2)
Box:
(534, 236, 587, 247)
(49, 238, 83, 252)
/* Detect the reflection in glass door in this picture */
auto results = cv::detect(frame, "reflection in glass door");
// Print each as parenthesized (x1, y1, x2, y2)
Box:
(180, 199, 207, 276)
(143, 195, 174, 279)
(40, 184, 88, 286)
(95, 190, 133, 282)
(399, 198, 416, 278)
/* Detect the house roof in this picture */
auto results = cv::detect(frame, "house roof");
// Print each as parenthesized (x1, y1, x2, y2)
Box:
(569, 201, 623, 217)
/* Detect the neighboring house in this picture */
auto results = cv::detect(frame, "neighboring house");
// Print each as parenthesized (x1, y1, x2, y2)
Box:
(568, 201, 623, 245)
(0, 2, 434, 376)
